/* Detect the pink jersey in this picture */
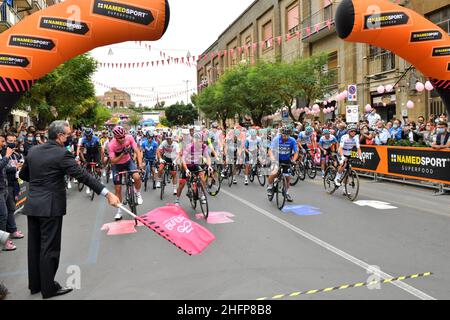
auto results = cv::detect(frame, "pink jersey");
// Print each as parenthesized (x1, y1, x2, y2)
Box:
(108, 135, 138, 165)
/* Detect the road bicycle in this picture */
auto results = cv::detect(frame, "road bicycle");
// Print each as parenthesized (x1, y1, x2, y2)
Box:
(267, 163, 292, 210)
(248, 159, 266, 187)
(142, 158, 157, 192)
(159, 161, 176, 200)
(323, 157, 360, 201)
(118, 169, 140, 225)
(186, 169, 209, 219)
(205, 163, 222, 196)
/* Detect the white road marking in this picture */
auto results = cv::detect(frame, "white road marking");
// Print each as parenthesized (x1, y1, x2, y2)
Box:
(354, 200, 398, 210)
(222, 189, 436, 300)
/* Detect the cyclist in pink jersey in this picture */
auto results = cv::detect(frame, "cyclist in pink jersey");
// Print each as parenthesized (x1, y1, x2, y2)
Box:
(109, 126, 144, 221)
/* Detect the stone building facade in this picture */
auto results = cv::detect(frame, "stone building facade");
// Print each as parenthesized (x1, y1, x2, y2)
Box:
(98, 88, 136, 109)
(197, 0, 450, 124)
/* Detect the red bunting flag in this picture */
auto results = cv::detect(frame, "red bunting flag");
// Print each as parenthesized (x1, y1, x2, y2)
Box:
(238, 47, 242, 56)
(306, 27, 311, 35)
(296, 31, 300, 38)
(181, 57, 184, 63)
(224, 50, 227, 56)
(315, 24, 320, 32)
(162, 60, 164, 66)
(326, 20, 332, 30)
(146, 62, 149, 67)
(278, 36, 282, 46)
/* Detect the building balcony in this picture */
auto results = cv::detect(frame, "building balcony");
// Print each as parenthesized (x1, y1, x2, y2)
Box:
(0, 4, 20, 33)
(368, 51, 396, 77)
(29, 0, 46, 13)
(16, 0, 33, 11)
(436, 18, 450, 35)
(301, 3, 336, 43)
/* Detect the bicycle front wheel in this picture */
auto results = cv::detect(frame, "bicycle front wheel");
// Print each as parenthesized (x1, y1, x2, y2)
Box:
(207, 170, 221, 196)
(324, 167, 338, 195)
(344, 170, 360, 202)
(198, 183, 209, 220)
(276, 177, 287, 210)
(307, 160, 317, 179)
(290, 164, 301, 186)
(160, 171, 167, 200)
(228, 165, 234, 188)
(257, 165, 266, 186)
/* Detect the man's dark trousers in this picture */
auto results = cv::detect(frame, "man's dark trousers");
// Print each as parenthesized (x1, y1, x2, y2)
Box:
(27, 216, 63, 296)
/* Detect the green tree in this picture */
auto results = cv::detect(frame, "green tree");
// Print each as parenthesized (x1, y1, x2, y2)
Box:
(277, 53, 337, 122)
(164, 102, 198, 126)
(128, 114, 142, 130)
(18, 54, 98, 129)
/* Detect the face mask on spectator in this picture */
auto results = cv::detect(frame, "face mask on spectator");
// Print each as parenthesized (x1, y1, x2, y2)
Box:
(393, 124, 398, 129)
(437, 128, 446, 134)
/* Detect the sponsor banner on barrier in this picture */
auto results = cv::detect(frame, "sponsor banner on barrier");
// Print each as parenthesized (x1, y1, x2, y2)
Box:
(16, 180, 28, 208)
(350, 146, 381, 171)
(351, 146, 450, 184)
(388, 149, 450, 183)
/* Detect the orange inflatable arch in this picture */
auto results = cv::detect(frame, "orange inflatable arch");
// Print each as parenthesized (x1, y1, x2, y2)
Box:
(335, 0, 450, 116)
(0, 0, 170, 125)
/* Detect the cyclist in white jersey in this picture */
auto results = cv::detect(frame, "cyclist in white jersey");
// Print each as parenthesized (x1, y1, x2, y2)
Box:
(156, 134, 180, 195)
(244, 129, 261, 185)
(335, 123, 362, 187)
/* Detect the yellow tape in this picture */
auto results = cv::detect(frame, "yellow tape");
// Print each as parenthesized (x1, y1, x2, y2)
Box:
(256, 272, 433, 300)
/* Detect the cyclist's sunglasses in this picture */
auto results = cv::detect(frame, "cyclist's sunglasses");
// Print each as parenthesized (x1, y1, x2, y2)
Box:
(116, 136, 126, 140)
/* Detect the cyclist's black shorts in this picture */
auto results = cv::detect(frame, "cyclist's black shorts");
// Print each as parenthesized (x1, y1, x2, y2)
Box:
(112, 160, 137, 186)
(145, 158, 157, 167)
(160, 156, 176, 172)
(181, 164, 204, 180)
(320, 148, 332, 159)
(85, 152, 101, 165)
(278, 160, 292, 175)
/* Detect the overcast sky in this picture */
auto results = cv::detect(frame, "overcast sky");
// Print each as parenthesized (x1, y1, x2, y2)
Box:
(90, 0, 255, 107)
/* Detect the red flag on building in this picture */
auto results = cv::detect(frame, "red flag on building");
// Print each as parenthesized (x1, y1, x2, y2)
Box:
(278, 36, 282, 46)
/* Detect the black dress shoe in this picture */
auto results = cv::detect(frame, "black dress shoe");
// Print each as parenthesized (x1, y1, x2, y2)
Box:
(42, 282, 73, 299)
(30, 289, 41, 295)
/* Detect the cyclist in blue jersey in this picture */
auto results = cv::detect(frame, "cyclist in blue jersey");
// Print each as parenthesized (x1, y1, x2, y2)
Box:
(76, 128, 103, 193)
(141, 131, 159, 189)
(318, 129, 338, 177)
(267, 127, 299, 202)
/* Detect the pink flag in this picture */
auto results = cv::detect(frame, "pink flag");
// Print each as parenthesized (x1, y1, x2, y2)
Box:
(326, 20, 332, 30)
(278, 36, 282, 46)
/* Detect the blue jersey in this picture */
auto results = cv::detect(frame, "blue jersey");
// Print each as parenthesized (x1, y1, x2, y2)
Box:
(298, 132, 313, 145)
(141, 139, 158, 160)
(79, 136, 101, 156)
(270, 136, 298, 161)
(319, 135, 338, 150)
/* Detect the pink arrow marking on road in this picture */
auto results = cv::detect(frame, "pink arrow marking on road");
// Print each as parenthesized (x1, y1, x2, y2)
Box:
(196, 212, 235, 224)
(101, 220, 144, 236)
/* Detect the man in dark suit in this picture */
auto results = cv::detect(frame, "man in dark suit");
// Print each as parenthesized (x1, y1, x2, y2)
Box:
(19, 121, 120, 299)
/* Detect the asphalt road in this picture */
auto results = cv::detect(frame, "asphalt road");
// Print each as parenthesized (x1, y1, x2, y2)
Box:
(1, 173, 450, 300)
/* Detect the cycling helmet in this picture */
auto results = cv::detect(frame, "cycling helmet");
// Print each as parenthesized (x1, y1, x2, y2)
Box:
(305, 126, 314, 135)
(84, 128, 94, 137)
(323, 129, 331, 134)
(112, 126, 126, 137)
(193, 132, 203, 140)
(281, 127, 290, 135)
(347, 123, 358, 131)
(107, 132, 114, 138)
(129, 128, 136, 135)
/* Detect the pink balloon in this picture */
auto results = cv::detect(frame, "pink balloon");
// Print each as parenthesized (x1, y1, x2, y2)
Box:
(415, 82, 425, 92)
(313, 104, 320, 111)
(425, 81, 434, 91)
(323, 108, 328, 114)
(324, 101, 328, 106)
(406, 100, 414, 109)
(343, 90, 348, 96)
(377, 85, 385, 94)
(385, 85, 394, 92)
(365, 104, 372, 112)
(330, 107, 335, 112)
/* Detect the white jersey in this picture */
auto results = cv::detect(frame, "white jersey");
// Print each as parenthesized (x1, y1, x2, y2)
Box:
(340, 134, 360, 156)
(246, 137, 261, 152)
(158, 140, 180, 160)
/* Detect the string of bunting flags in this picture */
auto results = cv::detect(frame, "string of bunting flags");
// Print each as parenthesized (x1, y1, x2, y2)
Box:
(97, 17, 334, 69)
(94, 80, 196, 99)
(196, 18, 334, 64)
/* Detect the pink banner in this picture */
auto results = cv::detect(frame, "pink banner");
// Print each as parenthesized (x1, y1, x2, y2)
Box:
(137, 205, 216, 256)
